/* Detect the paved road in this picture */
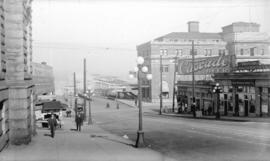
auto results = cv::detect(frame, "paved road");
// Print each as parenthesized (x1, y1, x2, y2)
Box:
(91, 97, 270, 161)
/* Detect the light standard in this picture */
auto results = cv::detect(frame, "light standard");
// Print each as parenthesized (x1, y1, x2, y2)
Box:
(160, 49, 168, 115)
(213, 83, 222, 119)
(130, 56, 152, 148)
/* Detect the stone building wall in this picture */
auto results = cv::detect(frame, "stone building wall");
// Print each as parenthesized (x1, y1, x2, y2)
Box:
(3, 0, 34, 145)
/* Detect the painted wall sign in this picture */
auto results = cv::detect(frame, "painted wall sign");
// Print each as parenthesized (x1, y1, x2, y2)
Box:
(178, 55, 231, 75)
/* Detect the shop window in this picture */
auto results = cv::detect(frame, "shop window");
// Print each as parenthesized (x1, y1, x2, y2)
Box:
(229, 86, 233, 92)
(237, 86, 243, 92)
(224, 86, 229, 93)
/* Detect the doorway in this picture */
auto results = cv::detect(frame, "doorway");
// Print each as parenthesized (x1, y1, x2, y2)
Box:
(244, 100, 249, 116)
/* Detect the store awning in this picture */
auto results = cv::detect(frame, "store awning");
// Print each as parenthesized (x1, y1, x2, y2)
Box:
(42, 101, 64, 112)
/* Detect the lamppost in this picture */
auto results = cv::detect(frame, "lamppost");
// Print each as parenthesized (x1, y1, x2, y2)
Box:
(213, 83, 222, 119)
(160, 49, 168, 115)
(130, 56, 152, 148)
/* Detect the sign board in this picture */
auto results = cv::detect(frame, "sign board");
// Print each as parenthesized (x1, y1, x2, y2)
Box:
(232, 80, 255, 86)
(178, 55, 231, 75)
(237, 61, 260, 67)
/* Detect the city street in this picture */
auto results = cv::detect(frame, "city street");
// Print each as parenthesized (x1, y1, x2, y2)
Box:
(92, 97, 270, 161)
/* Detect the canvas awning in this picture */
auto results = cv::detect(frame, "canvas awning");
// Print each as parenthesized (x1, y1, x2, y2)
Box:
(42, 101, 64, 112)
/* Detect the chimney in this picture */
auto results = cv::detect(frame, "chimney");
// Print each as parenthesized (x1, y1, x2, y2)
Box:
(188, 21, 199, 33)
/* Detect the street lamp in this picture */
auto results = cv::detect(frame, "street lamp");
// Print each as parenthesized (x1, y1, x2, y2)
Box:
(213, 83, 222, 119)
(130, 56, 152, 148)
(160, 49, 168, 115)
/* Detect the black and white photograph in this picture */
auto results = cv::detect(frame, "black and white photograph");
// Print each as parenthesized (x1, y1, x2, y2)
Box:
(0, 0, 270, 161)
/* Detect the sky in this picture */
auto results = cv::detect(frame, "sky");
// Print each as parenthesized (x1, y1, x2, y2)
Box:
(32, 0, 270, 93)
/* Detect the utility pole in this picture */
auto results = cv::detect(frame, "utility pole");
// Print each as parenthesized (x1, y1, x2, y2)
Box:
(88, 89, 93, 125)
(192, 40, 196, 117)
(172, 52, 179, 113)
(74, 72, 77, 116)
(159, 53, 163, 115)
(83, 58, 87, 120)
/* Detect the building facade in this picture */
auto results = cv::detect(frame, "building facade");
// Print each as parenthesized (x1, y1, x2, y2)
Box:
(137, 21, 270, 111)
(0, 0, 54, 151)
(213, 62, 270, 117)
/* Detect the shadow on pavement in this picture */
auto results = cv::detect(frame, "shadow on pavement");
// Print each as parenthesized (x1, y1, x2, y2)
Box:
(90, 134, 134, 147)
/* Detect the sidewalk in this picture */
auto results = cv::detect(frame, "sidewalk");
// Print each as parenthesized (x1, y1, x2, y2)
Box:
(0, 117, 176, 161)
(117, 99, 270, 123)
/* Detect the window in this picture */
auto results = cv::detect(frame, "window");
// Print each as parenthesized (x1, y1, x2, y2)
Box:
(240, 49, 244, 55)
(160, 49, 168, 56)
(162, 65, 169, 72)
(190, 49, 197, 55)
(176, 49, 183, 56)
(204, 49, 212, 56)
(250, 48, 255, 56)
(261, 49, 264, 55)
(218, 49, 225, 56)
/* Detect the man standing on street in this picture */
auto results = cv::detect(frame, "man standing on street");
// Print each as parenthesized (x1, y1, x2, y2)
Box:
(48, 113, 57, 138)
(76, 112, 83, 131)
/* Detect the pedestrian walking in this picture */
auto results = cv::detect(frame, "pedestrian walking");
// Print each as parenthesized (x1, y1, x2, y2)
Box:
(75, 112, 83, 131)
(134, 98, 137, 106)
(48, 113, 57, 138)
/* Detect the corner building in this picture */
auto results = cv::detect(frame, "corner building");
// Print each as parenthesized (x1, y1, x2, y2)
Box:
(137, 21, 270, 115)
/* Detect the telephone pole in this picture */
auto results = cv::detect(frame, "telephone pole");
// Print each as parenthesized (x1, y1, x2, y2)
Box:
(83, 58, 87, 120)
(74, 72, 78, 115)
(192, 40, 196, 117)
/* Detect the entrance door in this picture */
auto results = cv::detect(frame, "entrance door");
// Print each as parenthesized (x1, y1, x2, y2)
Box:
(224, 94, 228, 116)
(224, 101, 228, 116)
(235, 94, 239, 116)
(244, 100, 249, 116)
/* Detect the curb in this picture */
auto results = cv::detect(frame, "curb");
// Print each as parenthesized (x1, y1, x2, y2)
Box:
(143, 112, 269, 123)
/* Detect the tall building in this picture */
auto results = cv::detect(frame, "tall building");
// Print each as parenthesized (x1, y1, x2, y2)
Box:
(0, 0, 54, 151)
(136, 21, 270, 108)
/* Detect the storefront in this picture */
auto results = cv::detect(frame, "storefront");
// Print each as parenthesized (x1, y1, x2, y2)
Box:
(177, 80, 215, 115)
(214, 71, 270, 117)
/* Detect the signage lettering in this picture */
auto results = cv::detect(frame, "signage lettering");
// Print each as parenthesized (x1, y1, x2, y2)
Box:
(178, 55, 230, 75)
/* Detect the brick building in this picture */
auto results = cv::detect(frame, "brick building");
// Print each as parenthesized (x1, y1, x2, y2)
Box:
(136, 21, 270, 110)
